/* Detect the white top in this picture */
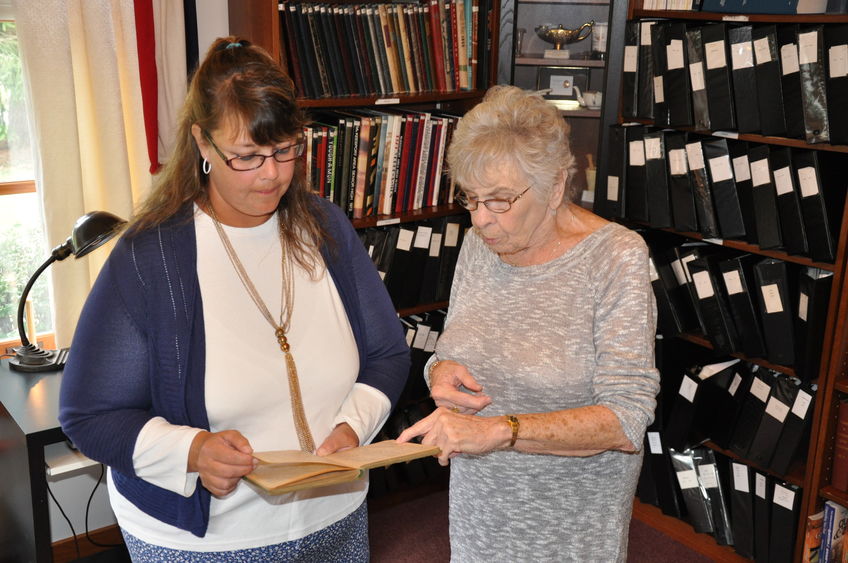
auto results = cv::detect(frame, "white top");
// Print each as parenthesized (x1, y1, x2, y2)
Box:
(108, 209, 390, 550)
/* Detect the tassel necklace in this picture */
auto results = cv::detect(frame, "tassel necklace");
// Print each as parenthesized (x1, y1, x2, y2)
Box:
(208, 208, 315, 452)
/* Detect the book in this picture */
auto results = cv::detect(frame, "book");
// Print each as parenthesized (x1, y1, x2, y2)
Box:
(822, 500, 848, 563)
(245, 440, 440, 495)
(802, 510, 824, 563)
(833, 399, 848, 492)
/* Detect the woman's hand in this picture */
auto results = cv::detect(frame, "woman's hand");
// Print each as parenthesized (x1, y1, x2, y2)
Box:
(396, 407, 511, 466)
(188, 430, 257, 497)
(429, 360, 492, 414)
(315, 422, 360, 456)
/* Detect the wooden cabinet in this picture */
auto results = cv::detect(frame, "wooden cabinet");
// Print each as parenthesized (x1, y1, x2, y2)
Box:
(600, 2, 848, 561)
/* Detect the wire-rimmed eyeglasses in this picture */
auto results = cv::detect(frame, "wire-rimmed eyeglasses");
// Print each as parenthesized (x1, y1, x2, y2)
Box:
(454, 185, 533, 213)
(203, 130, 305, 171)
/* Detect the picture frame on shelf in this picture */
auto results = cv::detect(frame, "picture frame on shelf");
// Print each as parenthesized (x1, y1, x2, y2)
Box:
(535, 66, 590, 101)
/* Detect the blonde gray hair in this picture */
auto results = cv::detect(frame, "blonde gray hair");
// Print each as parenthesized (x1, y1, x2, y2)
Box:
(447, 85, 579, 203)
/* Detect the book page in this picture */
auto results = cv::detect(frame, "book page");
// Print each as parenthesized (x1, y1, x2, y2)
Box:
(320, 440, 440, 470)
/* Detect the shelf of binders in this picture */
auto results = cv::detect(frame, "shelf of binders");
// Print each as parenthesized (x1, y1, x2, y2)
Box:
(633, 9, 848, 24)
(676, 332, 798, 378)
(703, 439, 806, 488)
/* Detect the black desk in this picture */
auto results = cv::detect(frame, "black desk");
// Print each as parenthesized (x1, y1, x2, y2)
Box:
(0, 358, 67, 562)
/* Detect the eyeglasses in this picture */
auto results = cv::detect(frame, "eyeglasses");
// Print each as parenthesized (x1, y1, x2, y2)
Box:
(454, 185, 533, 213)
(203, 130, 305, 171)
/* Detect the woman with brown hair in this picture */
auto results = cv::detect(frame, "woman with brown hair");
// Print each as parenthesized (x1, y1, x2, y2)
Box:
(59, 37, 409, 561)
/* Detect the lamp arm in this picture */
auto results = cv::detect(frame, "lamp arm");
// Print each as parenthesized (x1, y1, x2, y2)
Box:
(16, 254, 58, 347)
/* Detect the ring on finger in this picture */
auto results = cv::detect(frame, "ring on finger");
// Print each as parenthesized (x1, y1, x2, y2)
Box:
(450, 406, 460, 413)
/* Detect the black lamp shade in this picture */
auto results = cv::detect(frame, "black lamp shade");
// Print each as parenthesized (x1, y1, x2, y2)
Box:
(71, 211, 126, 258)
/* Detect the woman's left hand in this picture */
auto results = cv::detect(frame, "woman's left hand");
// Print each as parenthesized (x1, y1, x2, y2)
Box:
(396, 408, 510, 466)
(315, 422, 360, 456)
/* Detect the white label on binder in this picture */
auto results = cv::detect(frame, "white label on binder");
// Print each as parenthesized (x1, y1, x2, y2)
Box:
(722, 270, 744, 295)
(681, 253, 697, 274)
(649, 259, 659, 282)
(799, 31, 818, 65)
(732, 155, 751, 182)
(685, 143, 705, 171)
(653, 75, 665, 103)
(773, 484, 796, 511)
(755, 473, 767, 498)
(671, 259, 687, 286)
(761, 283, 784, 314)
(689, 61, 706, 91)
(698, 464, 719, 489)
(669, 149, 688, 176)
(629, 140, 646, 166)
(708, 155, 734, 183)
(444, 223, 460, 247)
(751, 377, 771, 403)
(729, 373, 742, 396)
(411, 325, 430, 350)
(705, 40, 727, 70)
(667, 39, 685, 70)
(679, 375, 698, 403)
(424, 330, 439, 352)
(792, 390, 813, 419)
(799, 291, 809, 322)
(773, 166, 794, 196)
(429, 233, 442, 258)
(645, 138, 663, 161)
(732, 463, 750, 492)
(641, 22, 654, 46)
(624, 45, 638, 73)
(781, 42, 801, 75)
(405, 327, 415, 346)
(647, 432, 663, 454)
(608, 176, 619, 201)
(693, 270, 714, 300)
(413, 225, 432, 249)
(397, 228, 415, 251)
(731, 41, 754, 69)
(676, 469, 699, 490)
(829, 44, 848, 78)
(754, 37, 772, 65)
(797, 167, 820, 197)
(750, 159, 771, 187)
(766, 396, 791, 423)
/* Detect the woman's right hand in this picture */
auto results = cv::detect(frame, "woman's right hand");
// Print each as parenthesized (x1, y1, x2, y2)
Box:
(429, 360, 492, 415)
(188, 430, 257, 497)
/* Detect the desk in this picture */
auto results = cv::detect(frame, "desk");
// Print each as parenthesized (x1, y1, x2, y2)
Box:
(0, 358, 67, 562)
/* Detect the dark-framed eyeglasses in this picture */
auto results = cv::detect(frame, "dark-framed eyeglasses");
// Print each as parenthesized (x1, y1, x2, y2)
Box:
(454, 185, 533, 213)
(203, 130, 305, 171)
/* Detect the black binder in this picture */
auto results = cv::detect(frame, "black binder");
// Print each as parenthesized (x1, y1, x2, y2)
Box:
(703, 138, 746, 240)
(777, 24, 807, 139)
(687, 256, 740, 355)
(730, 461, 756, 558)
(435, 214, 469, 302)
(686, 27, 711, 131)
(638, 21, 656, 120)
(754, 258, 797, 366)
(625, 126, 649, 222)
(651, 22, 671, 127)
(748, 144, 783, 250)
(730, 366, 773, 458)
(824, 24, 848, 145)
(701, 23, 737, 131)
(666, 131, 699, 232)
(795, 268, 833, 380)
(664, 22, 694, 127)
(728, 25, 761, 134)
(770, 382, 816, 475)
(669, 448, 714, 534)
(793, 150, 843, 263)
(674, 244, 712, 335)
(417, 218, 444, 305)
(656, 247, 702, 334)
(647, 433, 686, 518)
(769, 146, 808, 256)
(703, 362, 752, 450)
(598, 125, 627, 219)
(686, 137, 721, 238)
(747, 373, 799, 468)
(650, 254, 685, 337)
(694, 448, 734, 545)
(752, 25, 788, 137)
(384, 226, 417, 307)
(798, 25, 831, 143)
(769, 483, 801, 563)
(718, 255, 768, 359)
(727, 140, 759, 245)
(665, 367, 705, 452)
(644, 130, 673, 227)
(753, 471, 772, 563)
(622, 21, 640, 120)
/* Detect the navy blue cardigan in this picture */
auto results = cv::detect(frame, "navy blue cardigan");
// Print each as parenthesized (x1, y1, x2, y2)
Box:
(59, 197, 410, 537)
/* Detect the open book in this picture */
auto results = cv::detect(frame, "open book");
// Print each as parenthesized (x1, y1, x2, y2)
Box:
(245, 440, 440, 494)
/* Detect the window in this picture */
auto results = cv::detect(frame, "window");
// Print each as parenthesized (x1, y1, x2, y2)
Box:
(0, 20, 53, 350)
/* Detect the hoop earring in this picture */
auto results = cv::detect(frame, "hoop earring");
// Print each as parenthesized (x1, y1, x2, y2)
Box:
(202, 158, 211, 175)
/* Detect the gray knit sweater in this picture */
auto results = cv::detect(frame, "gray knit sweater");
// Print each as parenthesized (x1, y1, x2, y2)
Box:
(435, 222, 659, 562)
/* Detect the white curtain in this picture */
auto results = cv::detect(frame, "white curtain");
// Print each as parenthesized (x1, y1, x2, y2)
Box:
(153, 0, 187, 163)
(15, 0, 151, 346)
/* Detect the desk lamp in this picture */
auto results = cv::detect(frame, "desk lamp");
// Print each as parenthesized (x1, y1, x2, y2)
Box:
(9, 210, 126, 373)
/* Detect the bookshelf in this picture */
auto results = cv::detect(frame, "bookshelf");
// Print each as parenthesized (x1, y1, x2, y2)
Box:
(601, 2, 848, 561)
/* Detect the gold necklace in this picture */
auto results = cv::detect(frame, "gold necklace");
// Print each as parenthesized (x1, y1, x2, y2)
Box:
(208, 208, 315, 453)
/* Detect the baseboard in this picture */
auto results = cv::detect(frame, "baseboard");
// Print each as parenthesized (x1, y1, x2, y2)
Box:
(52, 524, 125, 563)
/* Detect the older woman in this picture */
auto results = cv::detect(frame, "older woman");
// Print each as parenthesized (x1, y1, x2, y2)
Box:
(398, 86, 659, 561)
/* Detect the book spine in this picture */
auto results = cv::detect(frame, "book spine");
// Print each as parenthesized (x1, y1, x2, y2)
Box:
(325, 128, 337, 202)
(428, 0, 447, 92)
(834, 400, 848, 492)
(823, 502, 836, 563)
